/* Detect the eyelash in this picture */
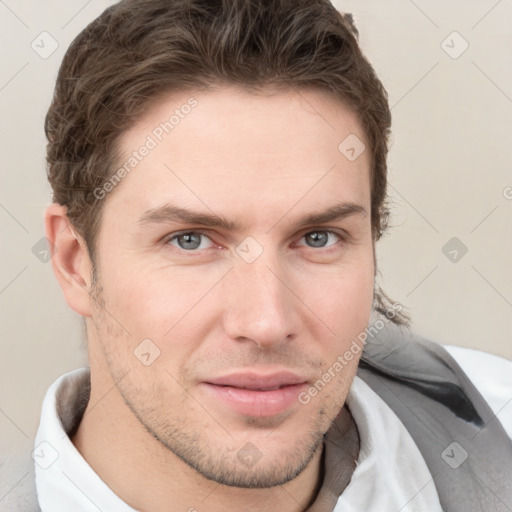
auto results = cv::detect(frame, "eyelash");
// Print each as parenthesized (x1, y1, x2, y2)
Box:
(163, 229, 347, 255)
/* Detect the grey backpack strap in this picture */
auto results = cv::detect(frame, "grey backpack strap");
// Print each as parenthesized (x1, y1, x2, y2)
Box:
(356, 320, 512, 511)
(0, 451, 41, 512)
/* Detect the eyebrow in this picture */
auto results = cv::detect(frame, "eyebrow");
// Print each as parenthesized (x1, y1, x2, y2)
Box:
(137, 201, 367, 232)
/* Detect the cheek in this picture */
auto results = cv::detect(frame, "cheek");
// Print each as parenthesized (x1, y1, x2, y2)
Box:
(97, 266, 215, 369)
(341, 267, 375, 323)
(298, 257, 374, 371)
(304, 256, 374, 327)
(100, 253, 181, 322)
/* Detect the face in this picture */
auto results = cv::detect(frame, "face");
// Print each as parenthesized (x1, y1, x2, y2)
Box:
(87, 85, 375, 488)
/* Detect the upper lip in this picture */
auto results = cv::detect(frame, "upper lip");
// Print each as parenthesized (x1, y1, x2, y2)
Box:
(204, 371, 308, 390)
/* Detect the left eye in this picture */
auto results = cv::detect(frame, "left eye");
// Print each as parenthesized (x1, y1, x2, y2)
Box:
(165, 230, 342, 252)
(295, 230, 341, 249)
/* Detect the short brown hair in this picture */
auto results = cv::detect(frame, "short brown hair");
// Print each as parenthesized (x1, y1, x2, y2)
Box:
(45, 0, 411, 326)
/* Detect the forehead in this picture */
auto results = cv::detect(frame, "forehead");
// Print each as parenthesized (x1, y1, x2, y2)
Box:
(106, 85, 371, 227)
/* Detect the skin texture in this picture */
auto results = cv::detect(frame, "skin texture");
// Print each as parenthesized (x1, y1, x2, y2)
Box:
(45, 85, 375, 512)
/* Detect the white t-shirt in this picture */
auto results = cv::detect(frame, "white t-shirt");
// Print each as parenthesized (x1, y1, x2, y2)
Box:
(32, 345, 512, 512)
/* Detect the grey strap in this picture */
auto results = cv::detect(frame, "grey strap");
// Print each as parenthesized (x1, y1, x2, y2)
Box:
(0, 451, 41, 512)
(357, 321, 512, 511)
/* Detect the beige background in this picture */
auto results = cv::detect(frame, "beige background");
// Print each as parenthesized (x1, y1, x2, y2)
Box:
(1, 0, 511, 486)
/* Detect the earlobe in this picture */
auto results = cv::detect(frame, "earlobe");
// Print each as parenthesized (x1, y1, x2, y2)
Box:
(44, 203, 93, 317)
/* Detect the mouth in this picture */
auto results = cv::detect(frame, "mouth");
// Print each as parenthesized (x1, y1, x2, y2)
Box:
(214, 384, 293, 391)
(200, 371, 309, 417)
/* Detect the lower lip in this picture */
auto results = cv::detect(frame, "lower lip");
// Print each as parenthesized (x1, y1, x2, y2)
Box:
(201, 382, 308, 417)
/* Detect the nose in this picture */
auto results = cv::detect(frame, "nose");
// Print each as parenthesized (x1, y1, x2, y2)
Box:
(221, 249, 302, 350)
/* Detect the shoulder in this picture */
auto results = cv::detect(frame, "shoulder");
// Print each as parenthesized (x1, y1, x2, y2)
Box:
(443, 344, 512, 438)
(0, 451, 40, 512)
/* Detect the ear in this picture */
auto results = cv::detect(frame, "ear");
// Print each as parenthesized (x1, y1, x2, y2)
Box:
(44, 203, 93, 317)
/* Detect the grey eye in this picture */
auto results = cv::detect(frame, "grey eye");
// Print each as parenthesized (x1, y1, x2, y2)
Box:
(305, 231, 329, 248)
(169, 232, 211, 251)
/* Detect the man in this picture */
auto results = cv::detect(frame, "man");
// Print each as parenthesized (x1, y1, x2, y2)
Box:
(6, 0, 512, 510)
